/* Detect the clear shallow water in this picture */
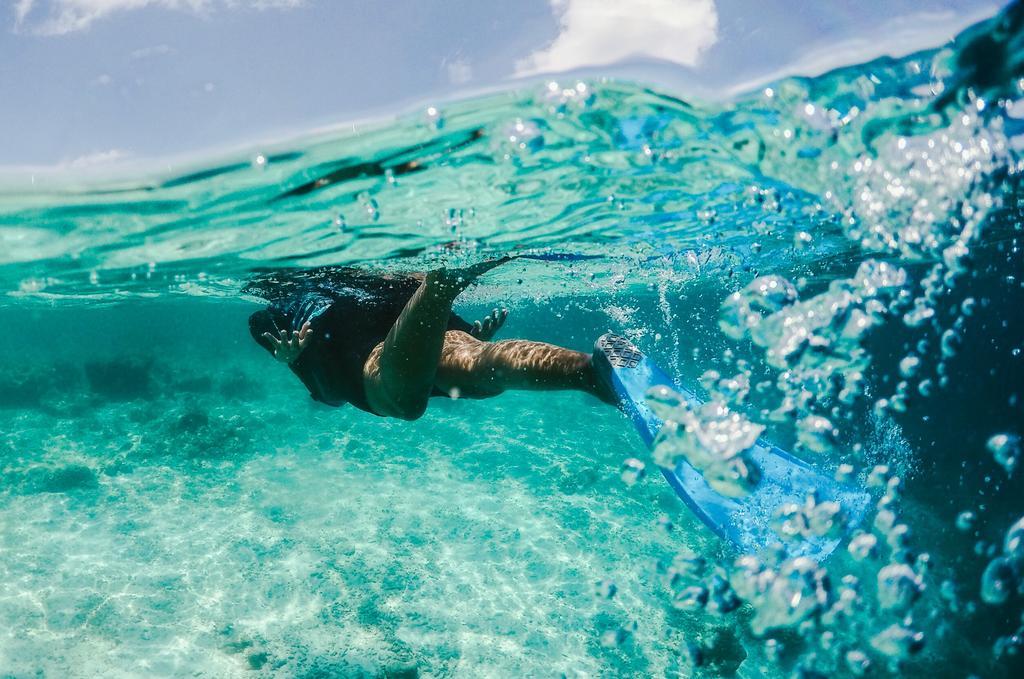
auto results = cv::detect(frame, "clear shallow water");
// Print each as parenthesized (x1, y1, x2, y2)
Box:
(2, 4, 1023, 677)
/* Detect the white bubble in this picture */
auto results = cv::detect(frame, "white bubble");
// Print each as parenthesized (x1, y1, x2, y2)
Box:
(870, 624, 924, 659)
(620, 458, 646, 486)
(956, 510, 977, 531)
(987, 433, 1021, 476)
(848, 532, 877, 561)
(899, 355, 921, 378)
(877, 564, 923, 611)
(981, 556, 1016, 605)
(845, 649, 872, 676)
(797, 415, 838, 454)
(718, 275, 798, 341)
(647, 392, 763, 497)
(595, 579, 617, 599)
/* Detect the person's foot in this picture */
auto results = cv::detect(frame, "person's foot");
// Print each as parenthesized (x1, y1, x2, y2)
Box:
(587, 362, 621, 406)
(589, 335, 628, 406)
(470, 308, 509, 341)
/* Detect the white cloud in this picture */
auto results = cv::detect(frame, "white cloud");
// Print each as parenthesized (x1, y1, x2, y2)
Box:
(130, 43, 175, 59)
(11, 0, 303, 36)
(14, 0, 35, 24)
(64, 148, 129, 166)
(445, 56, 473, 85)
(517, 0, 719, 76)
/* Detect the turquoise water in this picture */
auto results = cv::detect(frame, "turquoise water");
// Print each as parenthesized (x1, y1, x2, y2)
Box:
(2, 4, 1024, 677)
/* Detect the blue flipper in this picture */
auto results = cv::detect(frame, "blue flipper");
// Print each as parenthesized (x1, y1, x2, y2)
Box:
(593, 333, 870, 562)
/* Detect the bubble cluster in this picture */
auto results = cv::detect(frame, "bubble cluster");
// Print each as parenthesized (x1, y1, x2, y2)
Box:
(720, 260, 907, 434)
(730, 555, 832, 636)
(772, 494, 844, 541)
(541, 80, 595, 114)
(981, 516, 1024, 605)
(499, 118, 544, 155)
(647, 387, 763, 497)
(718, 275, 798, 341)
(796, 415, 839, 454)
(842, 105, 1007, 261)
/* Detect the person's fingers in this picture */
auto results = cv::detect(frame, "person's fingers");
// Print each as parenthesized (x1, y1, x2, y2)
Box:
(279, 328, 289, 342)
(473, 320, 483, 335)
(263, 331, 281, 347)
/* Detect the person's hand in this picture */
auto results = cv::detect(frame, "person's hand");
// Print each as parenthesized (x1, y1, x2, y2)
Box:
(426, 256, 512, 300)
(263, 321, 313, 364)
(471, 307, 509, 341)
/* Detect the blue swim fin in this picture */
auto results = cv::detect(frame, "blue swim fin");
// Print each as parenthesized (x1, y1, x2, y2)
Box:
(593, 333, 870, 562)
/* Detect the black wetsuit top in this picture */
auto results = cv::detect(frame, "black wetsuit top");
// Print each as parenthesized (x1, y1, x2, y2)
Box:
(248, 271, 472, 414)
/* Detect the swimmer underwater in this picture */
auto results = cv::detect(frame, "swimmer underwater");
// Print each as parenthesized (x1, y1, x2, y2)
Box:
(248, 257, 616, 420)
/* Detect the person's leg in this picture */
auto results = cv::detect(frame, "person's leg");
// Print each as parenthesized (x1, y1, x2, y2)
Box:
(435, 331, 615, 403)
(363, 259, 509, 419)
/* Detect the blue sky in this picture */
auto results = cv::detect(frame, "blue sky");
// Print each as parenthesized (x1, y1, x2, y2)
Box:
(0, 0, 1006, 167)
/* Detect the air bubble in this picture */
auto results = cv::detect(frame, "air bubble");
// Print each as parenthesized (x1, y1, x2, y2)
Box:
(718, 275, 798, 341)
(899, 355, 921, 378)
(867, 465, 890, 488)
(648, 395, 763, 497)
(797, 415, 838, 453)
(358, 192, 380, 222)
(845, 649, 872, 675)
(848, 532, 878, 561)
(424, 105, 444, 129)
(870, 624, 924, 659)
(877, 564, 923, 611)
(595, 579, 617, 599)
(620, 458, 646, 486)
(956, 510, 977, 531)
(987, 433, 1021, 476)
(600, 627, 631, 648)
(981, 557, 1016, 605)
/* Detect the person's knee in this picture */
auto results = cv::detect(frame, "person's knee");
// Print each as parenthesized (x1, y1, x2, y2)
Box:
(391, 397, 427, 421)
(365, 373, 429, 420)
(377, 386, 429, 420)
